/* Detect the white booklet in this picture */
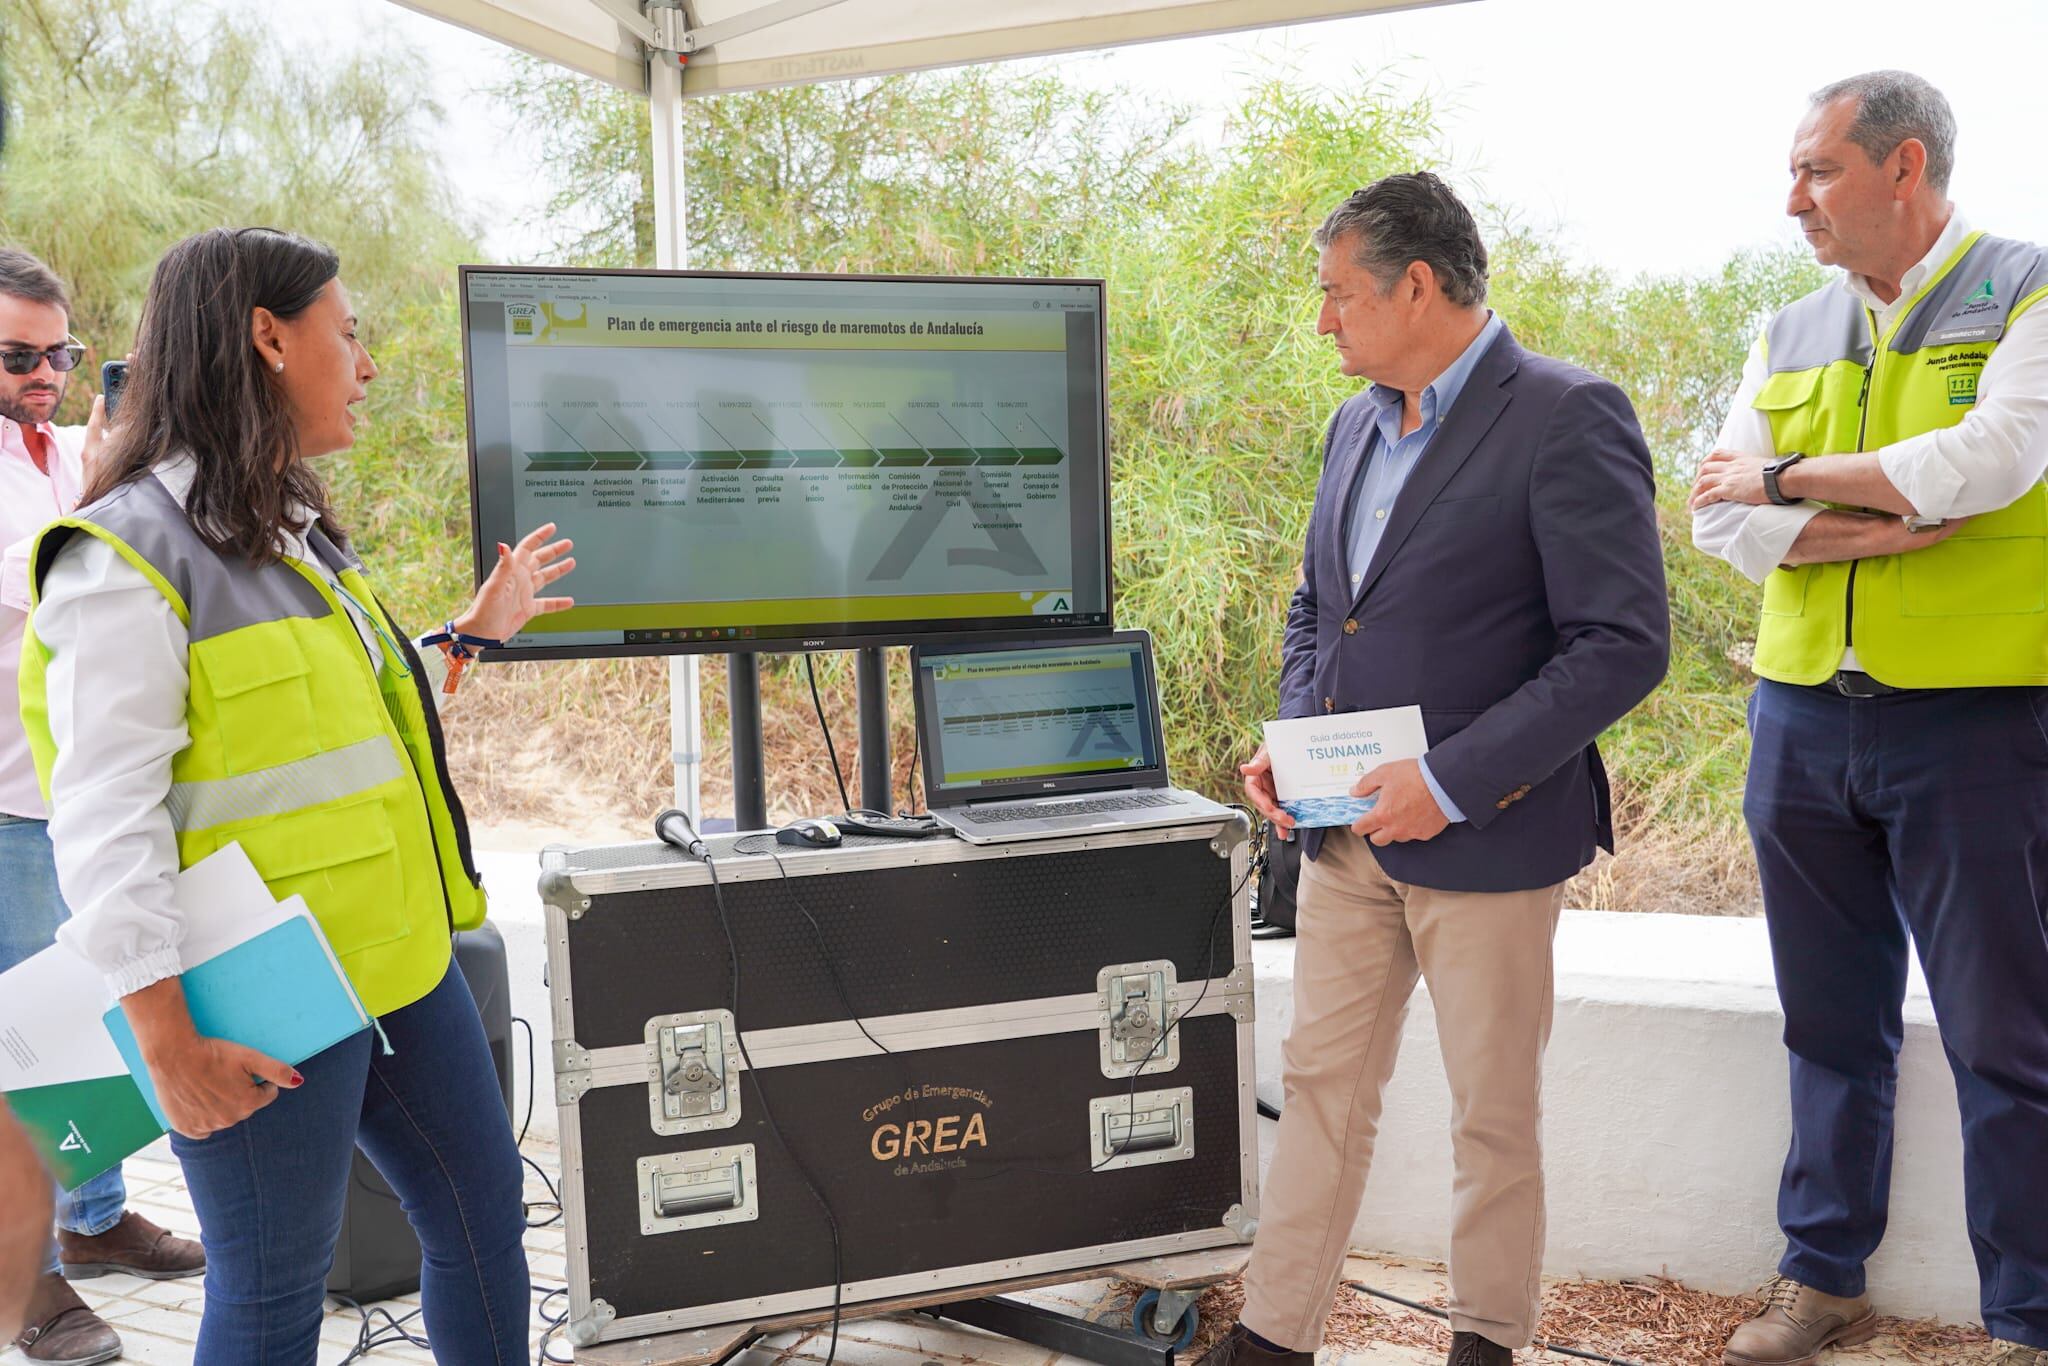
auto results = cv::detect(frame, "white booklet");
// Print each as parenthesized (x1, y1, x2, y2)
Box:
(1261, 705, 1430, 828)
(0, 843, 363, 1189)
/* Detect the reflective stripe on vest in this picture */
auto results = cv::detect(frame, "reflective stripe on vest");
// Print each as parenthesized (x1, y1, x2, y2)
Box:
(1750, 231, 2048, 687)
(164, 734, 407, 831)
(18, 475, 482, 1018)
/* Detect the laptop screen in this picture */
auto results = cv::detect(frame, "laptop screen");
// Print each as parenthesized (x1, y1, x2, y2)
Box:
(916, 636, 1165, 801)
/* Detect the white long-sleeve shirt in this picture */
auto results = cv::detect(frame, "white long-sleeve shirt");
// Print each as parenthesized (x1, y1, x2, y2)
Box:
(1694, 212, 2048, 589)
(37, 458, 385, 998)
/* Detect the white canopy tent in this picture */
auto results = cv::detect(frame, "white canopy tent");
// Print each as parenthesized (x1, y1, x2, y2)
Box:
(389, 0, 1463, 97)
(387, 0, 1466, 821)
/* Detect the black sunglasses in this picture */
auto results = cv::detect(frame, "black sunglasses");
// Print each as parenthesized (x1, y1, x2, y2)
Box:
(0, 339, 86, 376)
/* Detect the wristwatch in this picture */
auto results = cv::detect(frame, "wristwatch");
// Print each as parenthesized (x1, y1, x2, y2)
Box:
(1904, 514, 1946, 534)
(1761, 453, 1807, 506)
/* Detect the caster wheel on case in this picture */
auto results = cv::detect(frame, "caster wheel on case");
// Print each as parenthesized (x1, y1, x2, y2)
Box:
(1131, 1288, 1200, 1351)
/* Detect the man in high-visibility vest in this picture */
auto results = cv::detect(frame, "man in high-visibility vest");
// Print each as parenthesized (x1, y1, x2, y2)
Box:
(1693, 71, 2048, 1366)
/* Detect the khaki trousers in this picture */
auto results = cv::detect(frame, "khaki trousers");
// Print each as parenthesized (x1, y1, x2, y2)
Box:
(1240, 833, 1567, 1351)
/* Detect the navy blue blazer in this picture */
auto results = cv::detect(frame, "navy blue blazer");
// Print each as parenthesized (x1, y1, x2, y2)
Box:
(1279, 326, 1670, 892)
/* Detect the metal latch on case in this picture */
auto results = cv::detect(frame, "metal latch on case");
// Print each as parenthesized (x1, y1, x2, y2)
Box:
(1111, 974, 1163, 1053)
(1099, 962, 1179, 1076)
(659, 1023, 726, 1120)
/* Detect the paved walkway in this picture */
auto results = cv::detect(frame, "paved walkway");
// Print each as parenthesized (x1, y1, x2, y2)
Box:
(3, 1137, 1993, 1365)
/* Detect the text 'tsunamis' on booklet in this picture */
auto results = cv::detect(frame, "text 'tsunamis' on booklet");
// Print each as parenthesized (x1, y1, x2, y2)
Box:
(1262, 706, 1429, 828)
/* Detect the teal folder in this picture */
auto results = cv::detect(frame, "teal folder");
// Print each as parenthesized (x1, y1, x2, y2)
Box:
(102, 916, 370, 1130)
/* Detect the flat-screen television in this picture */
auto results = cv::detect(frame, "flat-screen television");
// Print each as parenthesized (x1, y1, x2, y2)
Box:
(458, 265, 1114, 660)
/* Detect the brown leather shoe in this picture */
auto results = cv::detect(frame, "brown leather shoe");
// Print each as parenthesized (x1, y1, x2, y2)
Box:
(59, 1211, 203, 1280)
(10, 1272, 121, 1365)
(1722, 1275, 1878, 1365)
(1193, 1323, 1315, 1365)
(1448, 1329, 1513, 1364)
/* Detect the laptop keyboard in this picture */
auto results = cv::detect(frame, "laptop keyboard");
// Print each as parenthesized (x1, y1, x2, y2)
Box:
(969, 792, 1180, 823)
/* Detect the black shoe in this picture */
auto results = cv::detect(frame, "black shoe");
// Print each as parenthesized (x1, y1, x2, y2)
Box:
(1448, 1330, 1513, 1365)
(1194, 1323, 1315, 1365)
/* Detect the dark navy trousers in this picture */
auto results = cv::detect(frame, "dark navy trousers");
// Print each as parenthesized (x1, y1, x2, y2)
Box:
(1745, 680, 2048, 1349)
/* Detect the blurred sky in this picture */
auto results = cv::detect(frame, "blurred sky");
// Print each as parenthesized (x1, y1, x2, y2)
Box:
(279, 0, 2048, 279)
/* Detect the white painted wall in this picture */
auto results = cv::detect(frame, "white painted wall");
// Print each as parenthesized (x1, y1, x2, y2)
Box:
(478, 848, 1979, 1324)
(1253, 912, 1978, 1325)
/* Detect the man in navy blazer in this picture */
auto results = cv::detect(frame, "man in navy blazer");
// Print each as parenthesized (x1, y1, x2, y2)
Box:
(1210, 175, 1670, 1366)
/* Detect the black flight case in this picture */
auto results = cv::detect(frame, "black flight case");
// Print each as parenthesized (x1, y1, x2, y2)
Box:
(538, 815, 1259, 1351)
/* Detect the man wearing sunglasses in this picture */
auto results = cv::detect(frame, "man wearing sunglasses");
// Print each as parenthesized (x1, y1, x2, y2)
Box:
(0, 247, 204, 1366)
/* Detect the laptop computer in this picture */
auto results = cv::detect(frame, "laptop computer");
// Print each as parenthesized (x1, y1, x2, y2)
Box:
(911, 631, 1235, 844)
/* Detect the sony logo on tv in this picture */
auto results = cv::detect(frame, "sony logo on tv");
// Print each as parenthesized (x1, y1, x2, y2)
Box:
(802, 639, 826, 647)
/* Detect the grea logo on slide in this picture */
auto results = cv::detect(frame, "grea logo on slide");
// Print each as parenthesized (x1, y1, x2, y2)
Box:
(504, 302, 540, 343)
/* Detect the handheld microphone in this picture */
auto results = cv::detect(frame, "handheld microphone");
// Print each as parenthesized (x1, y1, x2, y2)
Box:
(654, 807, 709, 861)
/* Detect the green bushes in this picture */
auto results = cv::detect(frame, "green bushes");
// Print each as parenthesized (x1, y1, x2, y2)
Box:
(3, 4, 1823, 903)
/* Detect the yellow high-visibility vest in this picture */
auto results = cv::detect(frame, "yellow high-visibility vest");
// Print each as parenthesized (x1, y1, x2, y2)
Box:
(1751, 230, 2048, 687)
(19, 476, 485, 1017)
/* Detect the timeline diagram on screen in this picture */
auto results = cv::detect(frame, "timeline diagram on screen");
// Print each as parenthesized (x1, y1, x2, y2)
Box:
(461, 269, 1112, 656)
(504, 345, 1072, 601)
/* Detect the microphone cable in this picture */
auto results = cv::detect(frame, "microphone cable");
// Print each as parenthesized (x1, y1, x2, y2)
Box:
(654, 808, 849, 1366)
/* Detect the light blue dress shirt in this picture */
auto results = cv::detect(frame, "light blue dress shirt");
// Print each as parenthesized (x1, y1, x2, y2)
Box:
(1340, 311, 1503, 824)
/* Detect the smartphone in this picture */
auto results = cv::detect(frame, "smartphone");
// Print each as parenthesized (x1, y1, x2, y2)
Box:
(101, 360, 128, 419)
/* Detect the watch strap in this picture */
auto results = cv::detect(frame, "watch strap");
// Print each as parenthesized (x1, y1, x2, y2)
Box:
(1763, 453, 1806, 507)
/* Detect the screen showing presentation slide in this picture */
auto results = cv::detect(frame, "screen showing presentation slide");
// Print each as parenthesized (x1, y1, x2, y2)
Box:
(919, 639, 1161, 793)
(459, 266, 1113, 659)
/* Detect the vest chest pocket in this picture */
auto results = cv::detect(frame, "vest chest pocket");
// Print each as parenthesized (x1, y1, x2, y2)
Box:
(232, 799, 410, 961)
(195, 633, 320, 777)
(1762, 565, 1810, 617)
(1752, 368, 1829, 458)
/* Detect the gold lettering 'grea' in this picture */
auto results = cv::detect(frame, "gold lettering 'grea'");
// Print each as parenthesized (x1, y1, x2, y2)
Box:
(870, 1112, 990, 1161)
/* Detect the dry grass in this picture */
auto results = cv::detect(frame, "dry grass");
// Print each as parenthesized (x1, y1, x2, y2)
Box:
(446, 656, 1767, 916)
(1533, 1278, 1996, 1366)
(445, 655, 931, 833)
(1122, 1277, 1454, 1360)
(1565, 824, 1762, 918)
(1119, 1275, 1997, 1364)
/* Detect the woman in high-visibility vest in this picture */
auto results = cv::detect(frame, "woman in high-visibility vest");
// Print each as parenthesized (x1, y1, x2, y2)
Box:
(22, 227, 575, 1362)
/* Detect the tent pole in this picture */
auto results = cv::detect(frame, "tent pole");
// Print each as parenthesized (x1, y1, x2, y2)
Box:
(650, 54, 707, 826)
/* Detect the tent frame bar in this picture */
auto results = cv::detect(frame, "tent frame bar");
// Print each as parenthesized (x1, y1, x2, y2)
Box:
(585, 0, 658, 46)
(663, 0, 852, 55)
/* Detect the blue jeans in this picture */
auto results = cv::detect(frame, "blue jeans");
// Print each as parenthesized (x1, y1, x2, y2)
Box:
(170, 961, 529, 1364)
(0, 814, 129, 1273)
(1746, 682, 2048, 1350)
